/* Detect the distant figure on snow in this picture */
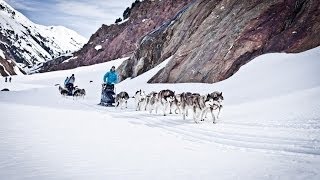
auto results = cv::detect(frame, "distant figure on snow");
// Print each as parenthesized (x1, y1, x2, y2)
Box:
(65, 74, 75, 95)
(64, 76, 69, 87)
(9, 77, 11, 83)
(5, 77, 7, 82)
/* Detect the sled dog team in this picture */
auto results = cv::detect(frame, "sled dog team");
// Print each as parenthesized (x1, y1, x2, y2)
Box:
(116, 89, 224, 124)
(58, 85, 86, 98)
(59, 84, 223, 123)
(58, 74, 86, 98)
(58, 67, 224, 123)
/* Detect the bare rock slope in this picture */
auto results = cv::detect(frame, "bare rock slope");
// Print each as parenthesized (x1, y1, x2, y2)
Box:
(44, 0, 193, 72)
(118, 0, 320, 83)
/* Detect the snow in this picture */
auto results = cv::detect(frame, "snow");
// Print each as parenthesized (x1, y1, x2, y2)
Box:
(0, 48, 320, 179)
(119, 18, 129, 24)
(13, 65, 23, 75)
(95, 45, 102, 51)
(62, 56, 78, 64)
(0, 49, 5, 59)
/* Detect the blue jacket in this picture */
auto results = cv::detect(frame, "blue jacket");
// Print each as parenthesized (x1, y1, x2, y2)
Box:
(103, 70, 118, 84)
(64, 77, 69, 85)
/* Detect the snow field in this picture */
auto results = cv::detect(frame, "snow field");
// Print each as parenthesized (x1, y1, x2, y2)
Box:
(0, 48, 320, 179)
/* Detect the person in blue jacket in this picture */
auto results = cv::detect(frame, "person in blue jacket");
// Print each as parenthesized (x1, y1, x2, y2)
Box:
(103, 66, 118, 86)
(100, 66, 118, 106)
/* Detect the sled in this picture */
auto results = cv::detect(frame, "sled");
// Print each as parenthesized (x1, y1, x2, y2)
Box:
(99, 83, 115, 107)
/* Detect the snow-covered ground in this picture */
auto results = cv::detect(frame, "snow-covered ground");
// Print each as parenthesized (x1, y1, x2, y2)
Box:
(0, 47, 320, 179)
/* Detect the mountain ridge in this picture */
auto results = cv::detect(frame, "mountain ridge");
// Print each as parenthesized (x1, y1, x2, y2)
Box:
(40, 0, 194, 72)
(0, 0, 87, 76)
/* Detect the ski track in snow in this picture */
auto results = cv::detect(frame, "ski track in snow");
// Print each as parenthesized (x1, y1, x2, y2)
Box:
(75, 98, 320, 156)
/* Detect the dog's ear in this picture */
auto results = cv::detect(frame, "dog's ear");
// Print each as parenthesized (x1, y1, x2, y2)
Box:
(206, 94, 211, 100)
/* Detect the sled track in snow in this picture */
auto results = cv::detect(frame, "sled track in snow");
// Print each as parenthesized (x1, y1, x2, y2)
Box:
(78, 101, 320, 156)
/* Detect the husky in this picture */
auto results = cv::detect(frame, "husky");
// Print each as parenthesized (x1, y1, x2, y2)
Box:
(115, 91, 130, 109)
(134, 89, 147, 111)
(145, 91, 158, 113)
(58, 86, 69, 96)
(194, 91, 224, 124)
(73, 88, 86, 99)
(180, 92, 197, 120)
(209, 91, 224, 120)
(170, 93, 182, 114)
(156, 89, 175, 116)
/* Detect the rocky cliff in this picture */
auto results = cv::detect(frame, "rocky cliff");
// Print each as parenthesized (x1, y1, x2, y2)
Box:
(43, 0, 194, 72)
(118, 0, 320, 83)
(0, 0, 87, 76)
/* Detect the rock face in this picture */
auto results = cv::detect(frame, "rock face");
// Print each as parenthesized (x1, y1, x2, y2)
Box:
(0, 54, 23, 76)
(44, 0, 194, 72)
(0, 0, 87, 76)
(118, 0, 320, 83)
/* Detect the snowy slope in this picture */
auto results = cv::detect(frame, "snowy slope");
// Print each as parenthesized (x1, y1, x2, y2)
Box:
(0, 0, 87, 75)
(0, 47, 319, 179)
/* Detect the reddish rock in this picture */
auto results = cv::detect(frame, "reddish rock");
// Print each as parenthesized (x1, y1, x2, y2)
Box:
(45, 0, 193, 72)
(118, 0, 320, 83)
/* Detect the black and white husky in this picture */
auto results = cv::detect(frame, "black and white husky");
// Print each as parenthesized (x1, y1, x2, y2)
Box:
(115, 91, 130, 109)
(73, 88, 86, 99)
(156, 89, 175, 116)
(134, 89, 147, 111)
(194, 91, 224, 124)
(58, 85, 68, 97)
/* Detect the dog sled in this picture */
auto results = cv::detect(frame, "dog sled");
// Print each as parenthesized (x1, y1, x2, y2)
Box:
(99, 83, 116, 107)
(58, 84, 86, 98)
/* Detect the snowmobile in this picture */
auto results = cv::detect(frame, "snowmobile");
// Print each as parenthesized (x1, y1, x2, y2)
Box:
(99, 83, 116, 107)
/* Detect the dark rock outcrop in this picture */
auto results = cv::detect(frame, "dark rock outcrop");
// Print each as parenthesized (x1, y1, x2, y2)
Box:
(39, 55, 73, 73)
(118, 0, 320, 83)
(0, 51, 25, 76)
(44, 0, 193, 72)
(1, 88, 9, 91)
